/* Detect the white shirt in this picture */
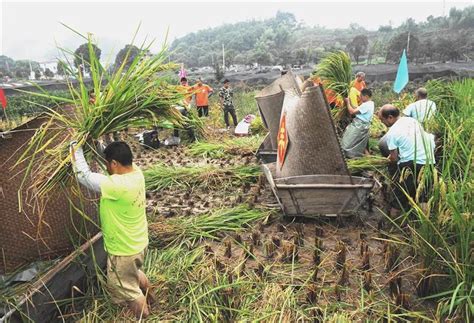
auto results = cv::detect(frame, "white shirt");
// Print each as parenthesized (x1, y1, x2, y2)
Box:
(386, 117, 435, 165)
(356, 100, 375, 123)
(403, 99, 437, 123)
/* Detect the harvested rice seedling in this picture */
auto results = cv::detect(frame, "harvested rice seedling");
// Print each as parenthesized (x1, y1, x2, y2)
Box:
(148, 205, 270, 247)
(144, 163, 260, 191)
(188, 135, 263, 158)
(347, 155, 390, 173)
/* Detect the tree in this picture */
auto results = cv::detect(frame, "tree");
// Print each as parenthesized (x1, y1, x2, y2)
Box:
(224, 49, 236, 68)
(114, 44, 142, 70)
(44, 68, 54, 78)
(56, 61, 68, 76)
(436, 37, 462, 62)
(386, 32, 420, 63)
(0, 55, 15, 77)
(34, 69, 41, 80)
(378, 25, 393, 33)
(74, 43, 101, 74)
(13, 60, 40, 79)
(346, 35, 368, 64)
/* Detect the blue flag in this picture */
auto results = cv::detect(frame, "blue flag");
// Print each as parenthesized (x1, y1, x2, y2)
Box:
(393, 49, 409, 93)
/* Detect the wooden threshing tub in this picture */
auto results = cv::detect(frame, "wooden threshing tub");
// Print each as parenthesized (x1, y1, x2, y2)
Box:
(262, 163, 374, 217)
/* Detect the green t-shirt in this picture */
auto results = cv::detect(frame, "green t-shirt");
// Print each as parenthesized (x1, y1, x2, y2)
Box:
(99, 164, 148, 256)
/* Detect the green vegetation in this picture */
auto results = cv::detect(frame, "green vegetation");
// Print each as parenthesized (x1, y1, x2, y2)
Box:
(169, 7, 474, 68)
(2, 90, 71, 119)
(144, 163, 260, 191)
(188, 135, 263, 158)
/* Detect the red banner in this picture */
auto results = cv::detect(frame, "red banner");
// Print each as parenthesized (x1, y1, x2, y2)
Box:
(0, 88, 7, 110)
(277, 113, 288, 169)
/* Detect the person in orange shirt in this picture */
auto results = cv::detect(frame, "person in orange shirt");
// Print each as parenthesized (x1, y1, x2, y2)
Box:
(310, 76, 343, 109)
(352, 72, 367, 92)
(192, 78, 214, 117)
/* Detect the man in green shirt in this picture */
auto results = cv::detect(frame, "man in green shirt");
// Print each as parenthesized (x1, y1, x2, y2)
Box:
(70, 141, 151, 318)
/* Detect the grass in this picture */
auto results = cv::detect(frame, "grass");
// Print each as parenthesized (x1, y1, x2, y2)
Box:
(144, 163, 260, 191)
(188, 135, 263, 158)
(386, 78, 473, 321)
(148, 205, 271, 247)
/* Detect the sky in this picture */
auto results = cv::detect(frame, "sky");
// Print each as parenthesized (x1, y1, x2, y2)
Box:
(1, 0, 473, 62)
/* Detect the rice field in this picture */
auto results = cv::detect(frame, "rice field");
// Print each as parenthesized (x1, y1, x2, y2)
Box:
(1, 38, 472, 322)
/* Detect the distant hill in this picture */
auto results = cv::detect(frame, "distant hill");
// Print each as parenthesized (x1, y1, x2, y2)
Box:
(170, 7, 474, 68)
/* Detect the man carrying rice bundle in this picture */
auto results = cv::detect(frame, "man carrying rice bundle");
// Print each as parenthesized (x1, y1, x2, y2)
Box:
(340, 88, 375, 158)
(70, 141, 152, 318)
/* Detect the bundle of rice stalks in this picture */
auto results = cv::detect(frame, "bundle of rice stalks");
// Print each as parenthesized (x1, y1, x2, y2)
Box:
(144, 163, 260, 191)
(369, 117, 387, 138)
(347, 155, 390, 173)
(188, 135, 263, 158)
(315, 51, 353, 99)
(315, 51, 352, 124)
(149, 205, 270, 247)
(15, 29, 187, 206)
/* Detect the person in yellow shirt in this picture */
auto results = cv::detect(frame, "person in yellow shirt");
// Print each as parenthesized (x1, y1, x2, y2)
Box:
(70, 141, 151, 318)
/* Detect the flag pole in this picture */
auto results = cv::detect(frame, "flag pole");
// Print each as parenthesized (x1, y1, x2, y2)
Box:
(407, 31, 411, 57)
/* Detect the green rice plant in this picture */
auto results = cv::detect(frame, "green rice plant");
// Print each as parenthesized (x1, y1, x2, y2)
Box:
(144, 163, 260, 191)
(392, 78, 473, 321)
(188, 135, 263, 158)
(14, 27, 186, 209)
(149, 205, 270, 247)
(233, 90, 259, 116)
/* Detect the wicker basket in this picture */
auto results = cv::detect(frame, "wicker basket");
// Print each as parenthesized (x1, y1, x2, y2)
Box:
(276, 86, 349, 178)
(255, 71, 303, 150)
(0, 115, 99, 274)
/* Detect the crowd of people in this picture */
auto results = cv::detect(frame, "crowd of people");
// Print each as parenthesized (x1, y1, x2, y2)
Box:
(178, 76, 238, 127)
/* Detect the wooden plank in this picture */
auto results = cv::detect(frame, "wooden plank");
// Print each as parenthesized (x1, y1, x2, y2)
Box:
(276, 183, 373, 189)
(1, 233, 106, 323)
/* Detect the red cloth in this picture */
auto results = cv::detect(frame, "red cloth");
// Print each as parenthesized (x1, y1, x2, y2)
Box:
(0, 89, 7, 109)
